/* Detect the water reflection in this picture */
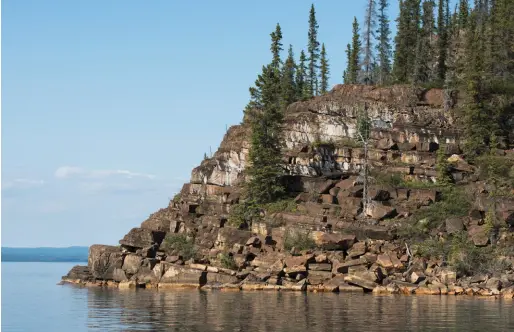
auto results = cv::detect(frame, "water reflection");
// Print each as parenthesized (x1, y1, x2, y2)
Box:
(84, 288, 514, 331)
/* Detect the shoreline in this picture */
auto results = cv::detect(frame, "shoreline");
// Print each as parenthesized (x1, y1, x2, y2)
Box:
(59, 272, 514, 299)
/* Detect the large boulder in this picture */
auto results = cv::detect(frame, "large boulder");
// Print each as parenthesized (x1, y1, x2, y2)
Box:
(140, 208, 176, 232)
(119, 228, 166, 250)
(365, 203, 397, 220)
(62, 265, 92, 282)
(311, 232, 356, 250)
(216, 228, 251, 249)
(159, 265, 207, 288)
(122, 254, 143, 275)
(88, 245, 124, 280)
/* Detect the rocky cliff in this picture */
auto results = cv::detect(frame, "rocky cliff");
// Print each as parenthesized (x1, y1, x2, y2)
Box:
(62, 85, 514, 297)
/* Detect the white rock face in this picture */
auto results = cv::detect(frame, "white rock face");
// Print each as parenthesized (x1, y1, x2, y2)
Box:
(187, 85, 458, 189)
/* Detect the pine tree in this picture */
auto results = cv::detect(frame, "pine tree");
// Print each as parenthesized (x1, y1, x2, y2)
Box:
(376, 0, 392, 85)
(343, 43, 352, 84)
(437, 0, 448, 82)
(270, 23, 283, 69)
(296, 50, 309, 99)
(363, 0, 377, 84)
(320, 43, 330, 94)
(349, 17, 362, 84)
(307, 4, 320, 96)
(413, 0, 436, 84)
(281, 45, 298, 108)
(246, 65, 285, 204)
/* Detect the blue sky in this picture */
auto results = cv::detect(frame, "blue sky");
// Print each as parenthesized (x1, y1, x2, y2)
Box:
(2, 0, 400, 247)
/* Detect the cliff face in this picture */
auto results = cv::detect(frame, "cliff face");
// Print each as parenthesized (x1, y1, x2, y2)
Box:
(62, 85, 514, 296)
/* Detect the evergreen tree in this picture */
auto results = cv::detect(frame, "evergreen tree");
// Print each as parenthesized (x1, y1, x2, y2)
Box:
(376, 0, 392, 85)
(270, 23, 283, 69)
(320, 43, 330, 94)
(461, 10, 490, 157)
(393, 0, 420, 83)
(363, 0, 377, 84)
(413, 0, 436, 84)
(296, 50, 309, 99)
(437, 0, 448, 82)
(281, 45, 298, 109)
(349, 17, 362, 84)
(246, 65, 285, 204)
(458, 0, 469, 28)
(343, 43, 352, 84)
(307, 4, 320, 96)
(436, 144, 452, 186)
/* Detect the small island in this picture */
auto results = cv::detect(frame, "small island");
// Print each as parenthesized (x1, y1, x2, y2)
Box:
(63, 1, 514, 297)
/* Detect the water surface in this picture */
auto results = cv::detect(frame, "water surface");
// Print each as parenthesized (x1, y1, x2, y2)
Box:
(3, 262, 514, 331)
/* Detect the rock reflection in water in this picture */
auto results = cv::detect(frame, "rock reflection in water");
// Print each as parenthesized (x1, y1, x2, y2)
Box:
(84, 288, 514, 331)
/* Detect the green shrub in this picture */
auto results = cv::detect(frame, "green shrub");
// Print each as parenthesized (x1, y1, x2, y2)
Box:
(283, 228, 316, 251)
(172, 193, 182, 203)
(414, 187, 471, 229)
(162, 234, 197, 260)
(219, 253, 237, 270)
(264, 198, 297, 214)
(334, 137, 363, 148)
(414, 233, 512, 277)
(228, 202, 261, 228)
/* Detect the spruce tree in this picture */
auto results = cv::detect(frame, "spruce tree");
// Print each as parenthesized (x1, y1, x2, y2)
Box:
(343, 43, 352, 84)
(436, 0, 448, 82)
(246, 64, 285, 204)
(270, 23, 283, 69)
(307, 4, 320, 96)
(349, 17, 362, 84)
(458, 0, 469, 28)
(320, 43, 330, 94)
(413, 0, 436, 84)
(393, 0, 420, 83)
(281, 45, 298, 109)
(376, 0, 392, 85)
(296, 50, 309, 100)
(363, 0, 377, 84)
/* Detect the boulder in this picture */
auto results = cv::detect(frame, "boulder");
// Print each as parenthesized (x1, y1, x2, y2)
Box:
(159, 265, 207, 288)
(216, 228, 252, 249)
(206, 272, 239, 285)
(308, 263, 332, 271)
(335, 177, 358, 190)
(445, 218, 464, 234)
(348, 241, 367, 258)
(62, 265, 92, 282)
(311, 232, 356, 250)
(119, 228, 166, 250)
(376, 137, 397, 150)
(316, 180, 336, 194)
(410, 271, 426, 284)
(307, 270, 333, 284)
(343, 274, 378, 291)
(122, 254, 143, 275)
(88, 245, 124, 280)
(409, 189, 437, 205)
(365, 203, 397, 220)
(439, 269, 457, 285)
(324, 275, 364, 292)
(284, 254, 315, 268)
(468, 225, 490, 246)
(140, 212, 172, 232)
(369, 188, 391, 201)
(321, 194, 335, 204)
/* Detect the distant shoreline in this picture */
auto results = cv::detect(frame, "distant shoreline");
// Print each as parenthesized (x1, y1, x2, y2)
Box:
(2, 246, 88, 263)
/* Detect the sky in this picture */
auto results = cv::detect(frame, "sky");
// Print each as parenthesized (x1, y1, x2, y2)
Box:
(1, 0, 400, 247)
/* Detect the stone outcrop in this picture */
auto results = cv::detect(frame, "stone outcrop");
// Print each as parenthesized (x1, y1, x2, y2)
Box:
(61, 85, 514, 297)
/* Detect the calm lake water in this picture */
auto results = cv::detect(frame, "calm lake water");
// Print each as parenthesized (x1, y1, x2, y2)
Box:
(3, 262, 514, 331)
